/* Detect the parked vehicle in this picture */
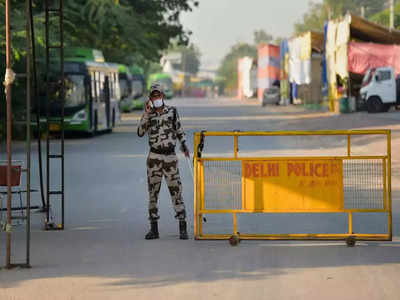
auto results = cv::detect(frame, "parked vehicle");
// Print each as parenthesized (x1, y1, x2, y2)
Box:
(147, 73, 174, 99)
(119, 64, 145, 112)
(262, 86, 280, 106)
(34, 48, 121, 134)
(360, 67, 400, 113)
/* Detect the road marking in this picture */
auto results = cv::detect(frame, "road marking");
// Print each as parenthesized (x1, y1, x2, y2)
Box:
(258, 242, 369, 247)
(111, 154, 146, 158)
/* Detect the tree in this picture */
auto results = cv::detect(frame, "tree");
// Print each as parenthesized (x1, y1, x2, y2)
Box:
(370, 1, 400, 29)
(325, 0, 385, 18)
(294, 2, 327, 34)
(294, 0, 386, 34)
(63, 0, 199, 64)
(274, 36, 285, 46)
(217, 30, 280, 94)
(217, 43, 257, 92)
(254, 29, 273, 45)
(0, 0, 199, 137)
(0, 0, 32, 129)
(166, 43, 201, 75)
(0, 0, 199, 66)
(182, 45, 201, 75)
(0, 0, 30, 65)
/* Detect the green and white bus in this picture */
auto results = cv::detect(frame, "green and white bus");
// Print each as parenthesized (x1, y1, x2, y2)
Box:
(119, 64, 146, 112)
(147, 73, 174, 99)
(35, 48, 121, 134)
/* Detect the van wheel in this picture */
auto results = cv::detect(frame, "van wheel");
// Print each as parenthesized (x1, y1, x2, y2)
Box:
(367, 96, 384, 113)
(383, 104, 391, 112)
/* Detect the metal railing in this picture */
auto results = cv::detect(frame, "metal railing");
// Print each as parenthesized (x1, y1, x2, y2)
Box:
(193, 130, 392, 245)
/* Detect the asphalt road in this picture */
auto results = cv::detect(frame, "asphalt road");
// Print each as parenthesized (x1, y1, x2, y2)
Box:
(1, 97, 400, 300)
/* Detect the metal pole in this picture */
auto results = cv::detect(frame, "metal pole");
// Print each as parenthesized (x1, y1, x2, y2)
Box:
(390, 0, 395, 30)
(5, 0, 13, 269)
(387, 131, 392, 240)
(29, 0, 46, 210)
(60, 0, 65, 229)
(45, 0, 50, 226)
(182, 51, 186, 97)
(26, 0, 32, 267)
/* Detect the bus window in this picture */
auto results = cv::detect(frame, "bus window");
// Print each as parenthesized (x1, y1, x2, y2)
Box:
(91, 72, 97, 102)
(110, 73, 115, 99)
(114, 73, 121, 100)
(113, 73, 118, 98)
(41, 74, 86, 108)
(99, 72, 105, 102)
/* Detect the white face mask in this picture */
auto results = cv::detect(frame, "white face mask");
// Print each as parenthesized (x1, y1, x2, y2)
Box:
(152, 98, 163, 108)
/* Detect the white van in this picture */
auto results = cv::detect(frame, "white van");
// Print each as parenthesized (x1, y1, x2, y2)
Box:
(360, 67, 400, 113)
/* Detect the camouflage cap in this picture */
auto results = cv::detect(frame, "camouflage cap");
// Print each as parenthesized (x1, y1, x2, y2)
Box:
(150, 83, 163, 95)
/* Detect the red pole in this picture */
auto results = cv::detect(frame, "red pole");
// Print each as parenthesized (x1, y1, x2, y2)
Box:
(5, 0, 13, 269)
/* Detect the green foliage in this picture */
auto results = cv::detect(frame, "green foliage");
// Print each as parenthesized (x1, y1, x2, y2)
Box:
(294, 0, 386, 34)
(254, 29, 273, 45)
(218, 28, 280, 92)
(167, 43, 201, 75)
(0, 1, 30, 67)
(294, 2, 327, 34)
(370, 1, 400, 29)
(274, 36, 285, 46)
(64, 0, 198, 64)
(143, 61, 162, 79)
(0, 0, 198, 138)
(217, 43, 257, 91)
(337, 0, 385, 18)
(217, 28, 279, 92)
(0, 0, 30, 134)
(0, 0, 198, 68)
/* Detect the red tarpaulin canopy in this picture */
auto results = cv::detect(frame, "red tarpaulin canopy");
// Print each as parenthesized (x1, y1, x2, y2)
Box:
(348, 42, 400, 76)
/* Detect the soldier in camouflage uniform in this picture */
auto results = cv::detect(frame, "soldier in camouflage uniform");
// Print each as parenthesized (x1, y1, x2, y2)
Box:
(137, 83, 189, 240)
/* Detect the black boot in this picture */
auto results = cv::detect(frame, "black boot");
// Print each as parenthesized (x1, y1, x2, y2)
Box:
(179, 220, 188, 240)
(145, 221, 159, 240)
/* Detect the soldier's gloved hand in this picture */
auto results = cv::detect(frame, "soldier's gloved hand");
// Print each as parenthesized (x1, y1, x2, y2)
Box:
(145, 99, 152, 115)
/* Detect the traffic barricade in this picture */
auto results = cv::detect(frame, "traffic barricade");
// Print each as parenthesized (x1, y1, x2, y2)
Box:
(193, 130, 392, 246)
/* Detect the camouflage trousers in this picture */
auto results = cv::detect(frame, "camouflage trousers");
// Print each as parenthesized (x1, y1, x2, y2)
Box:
(147, 152, 186, 221)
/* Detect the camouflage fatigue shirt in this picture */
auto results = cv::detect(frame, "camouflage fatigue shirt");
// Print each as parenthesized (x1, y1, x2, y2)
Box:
(137, 105, 187, 153)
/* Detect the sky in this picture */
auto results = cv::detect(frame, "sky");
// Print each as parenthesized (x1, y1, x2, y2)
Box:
(180, 0, 321, 70)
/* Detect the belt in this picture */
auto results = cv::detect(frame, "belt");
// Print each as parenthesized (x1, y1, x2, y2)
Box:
(150, 147, 176, 155)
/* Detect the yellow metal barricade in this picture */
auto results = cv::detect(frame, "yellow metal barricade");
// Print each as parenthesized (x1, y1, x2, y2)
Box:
(193, 130, 392, 244)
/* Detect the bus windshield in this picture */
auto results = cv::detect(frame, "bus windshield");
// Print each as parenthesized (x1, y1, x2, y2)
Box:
(37, 73, 86, 116)
(63, 75, 86, 107)
(132, 80, 144, 97)
(362, 69, 376, 87)
(42, 74, 86, 108)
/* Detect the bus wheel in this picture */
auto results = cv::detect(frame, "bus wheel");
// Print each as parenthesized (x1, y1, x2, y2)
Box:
(367, 96, 384, 113)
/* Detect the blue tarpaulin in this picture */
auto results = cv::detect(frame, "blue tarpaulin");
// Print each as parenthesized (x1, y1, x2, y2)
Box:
(322, 22, 328, 91)
(280, 39, 289, 61)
